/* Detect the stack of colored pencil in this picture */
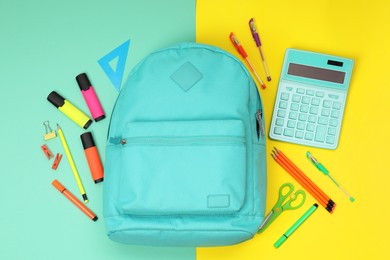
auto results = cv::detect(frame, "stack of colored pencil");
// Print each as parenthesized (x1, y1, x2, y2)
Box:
(272, 147, 336, 213)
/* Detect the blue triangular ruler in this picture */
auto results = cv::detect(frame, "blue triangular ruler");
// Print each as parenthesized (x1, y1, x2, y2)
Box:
(98, 39, 130, 92)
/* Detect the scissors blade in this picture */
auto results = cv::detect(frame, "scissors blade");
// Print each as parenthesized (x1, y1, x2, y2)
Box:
(258, 210, 274, 232)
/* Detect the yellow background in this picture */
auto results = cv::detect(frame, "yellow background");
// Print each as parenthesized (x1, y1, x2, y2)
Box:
(196, 0, 390, 259)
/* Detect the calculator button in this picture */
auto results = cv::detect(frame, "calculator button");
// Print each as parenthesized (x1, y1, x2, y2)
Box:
(297, 122, 306, 130)
(308, 115, 317, 123)
(284, 129, 294, 137)
(298, 113, 308, 121)
(306, 90, 315, 96)
(289, 112, 298, 120)
(290, 103, 299, 111)
(279, 101, 288, 109)
(297, 88, 305, 94)
(316, 91, 324, 97)
(295, 131, 304, 139)
(300, 105, 309, 113)
(281, 92, 290, 101)
(302, 96, 311, 104)
(329, 119, 338, 127)
(287, 120, 296, 128)
(328, 94, 339, 100)
(311, 98, 320, 106)
(305, 132, 314, 140)
(274, 127, 283, 135)
(277, 109, 286, 118)
(306, 123, 315, 132)
(323, 100, 332, 108)
(331, 110, 340, 118)
(276, 118, 285, 126)
(321, 108, 330, 117)
(328, 127, 336, 136)
(333, 102, 342, 110)
(314, 125, 326, 142)
(318, 117, 328, 125)
(292, 94, 301, 103)
(309, 106, 319, 115)
(326, 136, 335, 144)
(286, 87, 293, 91)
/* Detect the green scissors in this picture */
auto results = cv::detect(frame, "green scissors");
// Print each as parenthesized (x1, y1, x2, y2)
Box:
(258, 182, 306, 233)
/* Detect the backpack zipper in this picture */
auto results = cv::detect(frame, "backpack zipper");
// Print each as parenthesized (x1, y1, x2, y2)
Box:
(255, 109, 265, 139)
(109, 136, 245, 146)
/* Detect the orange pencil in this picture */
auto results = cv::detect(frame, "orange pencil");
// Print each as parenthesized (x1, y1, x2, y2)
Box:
(274, 150, 328, 205)
(275, 148, 335, 211)
(272, 153, 328, 210)
(52, 180, 98, 221)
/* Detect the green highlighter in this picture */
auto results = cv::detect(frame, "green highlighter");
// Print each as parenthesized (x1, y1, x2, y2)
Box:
(274, 204, 318, 248)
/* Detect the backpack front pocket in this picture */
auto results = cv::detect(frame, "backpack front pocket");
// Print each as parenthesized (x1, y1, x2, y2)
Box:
(116, 119, 247, 215)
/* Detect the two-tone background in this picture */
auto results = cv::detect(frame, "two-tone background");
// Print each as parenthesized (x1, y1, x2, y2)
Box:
(1, 0, 389, 259)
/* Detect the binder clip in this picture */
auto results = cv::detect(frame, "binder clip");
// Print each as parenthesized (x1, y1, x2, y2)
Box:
(43, 121, 57, 140)
(41, 144, 53, 160)
(52, 153, 63, 170)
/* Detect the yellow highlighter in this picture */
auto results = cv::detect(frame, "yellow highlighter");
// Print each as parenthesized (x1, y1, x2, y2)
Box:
(57, 124, 88, 203)
(47, 91, 92, 129)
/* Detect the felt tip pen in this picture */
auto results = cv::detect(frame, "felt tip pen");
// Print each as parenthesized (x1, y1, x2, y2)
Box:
(52, 180, 97, 221)
(274, 203, 318, 248)
(76, 73, 105, 122)
(47, 91, 92, 129)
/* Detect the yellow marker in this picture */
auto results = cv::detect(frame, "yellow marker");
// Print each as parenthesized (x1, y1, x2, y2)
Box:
(47, 91, 92, 129)
(57, 124, 88, 203)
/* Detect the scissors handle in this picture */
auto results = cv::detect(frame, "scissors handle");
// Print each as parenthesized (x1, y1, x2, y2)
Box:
(258, 183, 306, 233)
(282, 190, 306, 211)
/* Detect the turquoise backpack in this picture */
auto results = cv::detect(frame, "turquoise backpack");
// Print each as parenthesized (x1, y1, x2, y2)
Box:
(103, 43, 267, 247)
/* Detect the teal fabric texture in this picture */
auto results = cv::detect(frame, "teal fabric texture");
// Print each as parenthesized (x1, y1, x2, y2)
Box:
(103, 43, 267, 247)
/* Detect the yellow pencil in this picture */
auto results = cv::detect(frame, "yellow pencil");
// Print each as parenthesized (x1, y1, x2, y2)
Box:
(57, 124, 88, 203)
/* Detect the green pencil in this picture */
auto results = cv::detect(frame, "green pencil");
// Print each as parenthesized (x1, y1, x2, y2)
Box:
(274, 204, 318, 248)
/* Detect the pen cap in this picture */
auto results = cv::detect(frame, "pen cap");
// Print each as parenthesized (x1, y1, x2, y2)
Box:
(274, 235, 287, 248)
(76, 73, 92, 91)
(47, 91, 65, 108)
(52, 180, 66, 193)
(81, 132, 95, 149)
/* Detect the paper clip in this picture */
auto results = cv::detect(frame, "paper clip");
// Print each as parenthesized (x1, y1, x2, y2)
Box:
(43, 121, 57, 140)
(52, 153, 63, 170)
(41, 144, 54, 160)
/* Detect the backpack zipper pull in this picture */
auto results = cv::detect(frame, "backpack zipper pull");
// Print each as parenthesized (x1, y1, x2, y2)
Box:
(109, 137, 127, 145)
(256, 109, 265, 138)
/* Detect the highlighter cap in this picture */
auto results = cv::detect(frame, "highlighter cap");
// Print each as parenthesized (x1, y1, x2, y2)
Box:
(47, 91, 65, 108)
(76, 73, 92, 91)
(52, 180, 66, 193)
(81, 132, 95, 149)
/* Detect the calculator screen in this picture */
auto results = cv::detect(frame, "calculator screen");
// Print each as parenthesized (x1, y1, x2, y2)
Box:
(288, 63, 345, 84)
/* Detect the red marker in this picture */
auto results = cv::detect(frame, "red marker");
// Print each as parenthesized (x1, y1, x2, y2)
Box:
(229, 32, 266, 89)
(52, 180, 98, 221)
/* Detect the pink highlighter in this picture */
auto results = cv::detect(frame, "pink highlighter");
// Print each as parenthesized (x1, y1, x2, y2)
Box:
(76, 73, 105, 122)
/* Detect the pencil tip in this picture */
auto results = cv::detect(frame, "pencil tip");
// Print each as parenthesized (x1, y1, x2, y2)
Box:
(56, 123, 60, 129)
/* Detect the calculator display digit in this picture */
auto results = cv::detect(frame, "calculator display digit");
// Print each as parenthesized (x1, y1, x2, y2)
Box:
(288, 63, 345, 84)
